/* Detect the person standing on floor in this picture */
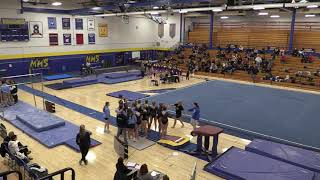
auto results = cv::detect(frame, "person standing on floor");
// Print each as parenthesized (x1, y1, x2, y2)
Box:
(172, 101, 184, 128)
(116, 107, 128, 144)
(9, 80, 18, 104)
(188, 102, 200, 130)
(103, 102, 110, 133)
(76, 125, 91, 165)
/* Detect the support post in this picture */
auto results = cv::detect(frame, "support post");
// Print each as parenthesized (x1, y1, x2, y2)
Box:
(288, 8, 296, 52)
(209, 12, 214, 49)
(180, 13, 183, 43)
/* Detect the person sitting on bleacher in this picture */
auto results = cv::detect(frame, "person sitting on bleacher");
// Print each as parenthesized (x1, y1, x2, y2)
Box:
(114, 157, 134, 180)
(8, 134, 32, 162)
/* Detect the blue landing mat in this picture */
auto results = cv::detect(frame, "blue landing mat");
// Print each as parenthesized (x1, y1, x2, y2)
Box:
(107, 90, 149, 101)
(17, 111, 65, 132)
(204, 147, 316, 180)
(145, 80, 320, 151)
(139, 88, 176, 94)
(246, 139, 320, 173)
(64, 138, 102, 152)
(2, 101, 100, 149)
(44, 74, 73, 81)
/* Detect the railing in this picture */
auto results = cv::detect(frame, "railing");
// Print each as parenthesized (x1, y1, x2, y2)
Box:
(0, 170, 23, 180)
(38, 167, 75, 180)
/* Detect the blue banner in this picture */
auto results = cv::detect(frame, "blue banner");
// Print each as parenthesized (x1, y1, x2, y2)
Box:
(88, 33, 95, 44)
(75, 18, 83, 30)
(48, 17, 57, 29)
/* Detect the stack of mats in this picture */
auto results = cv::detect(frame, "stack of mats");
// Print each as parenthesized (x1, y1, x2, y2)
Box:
(44, 74, 73, 81)
(46, 70, 142, 90)
(204, 139, 320, 180)
(2, 102, 101, 150)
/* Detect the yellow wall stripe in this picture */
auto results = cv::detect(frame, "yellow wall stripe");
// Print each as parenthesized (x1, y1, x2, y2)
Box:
(0, 47, 171, 60)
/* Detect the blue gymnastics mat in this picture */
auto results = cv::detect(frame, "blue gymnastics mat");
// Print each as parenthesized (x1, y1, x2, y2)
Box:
(2, 101, 101, 149)
(145, 80, 320, 151)
(107, 90, 149, 101)
(246, 139, 320, 173)
(64, 138, 102, 152)
(104, 71, 141, 79)
(44, 74, 73, 81)
(204, 147, 317, 180)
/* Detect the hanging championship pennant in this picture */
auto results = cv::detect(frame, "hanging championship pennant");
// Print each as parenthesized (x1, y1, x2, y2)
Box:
(158, 24, 164, 38)
(75, 18, 83, 30)
(63, 34, 72, 45)
(88, 18, 95, 31)
(98, 24, 108, 37)
(169, 24, 176, 38)
(62, 18, 71, 29)
(48, 17, 56, 29)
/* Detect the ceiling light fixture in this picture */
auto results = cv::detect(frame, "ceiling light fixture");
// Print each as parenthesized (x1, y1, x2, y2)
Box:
(150, 12, 159, 15)
(307, 5, 318, 8)
(220, 16, 229, 19)
(92, 7, 101, 10)
(305, 14, 315, 17)
(270, 15, 280, 18)
(258, 12, 269, 16)
(179, 10, 188, 13)
(212, 8, 223, 12)
(153, 6, 159, 9)
(51, 2, 62, 6)
(253, 6, 265, 10)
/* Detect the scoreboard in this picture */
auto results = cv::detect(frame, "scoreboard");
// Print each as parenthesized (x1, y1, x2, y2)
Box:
(0, 18, 29, 42)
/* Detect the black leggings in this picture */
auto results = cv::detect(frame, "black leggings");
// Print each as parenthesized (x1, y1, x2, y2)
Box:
(80, 147, 89, 161)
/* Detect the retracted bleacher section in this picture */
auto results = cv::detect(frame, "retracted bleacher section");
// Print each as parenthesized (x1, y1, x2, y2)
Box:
(204, 140, 320, 180)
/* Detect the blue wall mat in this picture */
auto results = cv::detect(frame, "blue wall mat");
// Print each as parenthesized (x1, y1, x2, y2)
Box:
(0, 50, 159, 76)
(44, 74, 73, 81)
(145, 80, 320, 151)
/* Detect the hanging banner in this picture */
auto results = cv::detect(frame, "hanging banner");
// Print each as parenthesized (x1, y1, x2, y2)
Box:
(48, 17, 57, 29)
(98, 23, 108, 37)
(169, 24, 176, 38)
(88, 18, 95, 31)
(63, 33, 72, 45)
(158, 24, 164, 38)
(29, 21, 43, 38)
(49, 33, 58, 46)
(76, 34, 84, 45)
(88, 33, 95, 44)
(75, 18, 83, 30)
(62, 18, 71, 29)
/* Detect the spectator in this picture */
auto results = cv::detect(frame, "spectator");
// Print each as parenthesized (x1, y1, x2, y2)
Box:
(113, 157, 133, 180)
(8, 134, 32, 162)
(137, 164, 153, 180)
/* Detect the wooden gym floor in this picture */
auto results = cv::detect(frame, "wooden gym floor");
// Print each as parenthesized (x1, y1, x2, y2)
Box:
(1, 76, 260, 180)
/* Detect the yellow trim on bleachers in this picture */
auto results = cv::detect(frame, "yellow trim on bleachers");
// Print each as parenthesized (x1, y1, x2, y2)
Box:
(0, 47, 171, 60)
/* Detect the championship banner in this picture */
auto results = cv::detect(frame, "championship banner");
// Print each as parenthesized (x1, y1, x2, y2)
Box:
(158, 24, 164, 38)
(62, 18, 71, 29)
(88, 33, 95, 44)
(49, 33, 58, 46)
(76, 34, 84, 45)
(98, 23, 108, 37)
(29, 21, 43, 38)
(88, 18, 95, 31)
(63, 34, 72, 45)
(169, 24, 176, 38)
(75, 18, 83, 30)
(48, 17, 57, 29)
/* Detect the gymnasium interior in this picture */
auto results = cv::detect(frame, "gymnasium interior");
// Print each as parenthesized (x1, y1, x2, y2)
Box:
(1, 0, 320, 179)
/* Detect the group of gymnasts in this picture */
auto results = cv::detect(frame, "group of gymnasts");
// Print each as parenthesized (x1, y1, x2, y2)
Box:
(102, 95, 201, 143)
